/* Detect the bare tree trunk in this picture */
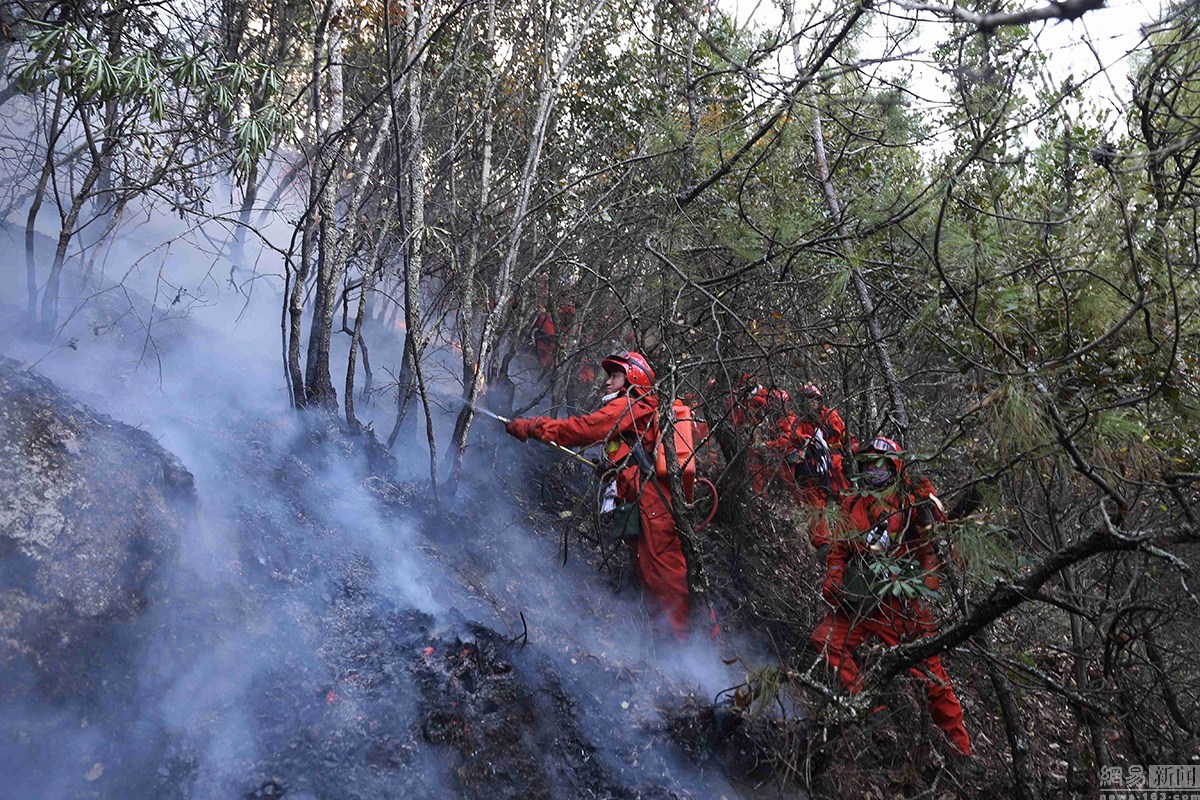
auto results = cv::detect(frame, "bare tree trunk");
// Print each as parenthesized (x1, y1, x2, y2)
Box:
(288, 222, 313, 408)
(345, 246, 384, 429)
(40, 151, 104, 337)
(80, 195, 129, 285)
(304, 0, 347, 411)
(1144, 629, 1197, 738)
(386, 338, 415, 449)
(454, 0, 497, 408)
(229, 160, 259, 272)
(337, 94, 396, 427)
(286, 4, 332, 409)
(406, 5, 439, 498)
(445, 0, 605, 494)
(382, 0, 439, 499)
(26, 85, 66, 323)
(982, 644, 1041, 799)
(1061, 564, 1112, 771)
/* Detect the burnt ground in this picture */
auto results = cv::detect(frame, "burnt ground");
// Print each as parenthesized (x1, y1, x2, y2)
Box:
(0, 252, 780, 800)
(0, 335, 1075, 800)
(0, 391, 766, 800)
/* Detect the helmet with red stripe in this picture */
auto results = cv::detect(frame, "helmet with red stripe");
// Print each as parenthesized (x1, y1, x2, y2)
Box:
(854, 436, 902, 488)
(858, 435, 903, 469)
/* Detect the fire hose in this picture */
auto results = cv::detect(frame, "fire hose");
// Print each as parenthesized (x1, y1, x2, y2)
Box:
(461, 403, 600, 469)
(460, 396, 720, 533)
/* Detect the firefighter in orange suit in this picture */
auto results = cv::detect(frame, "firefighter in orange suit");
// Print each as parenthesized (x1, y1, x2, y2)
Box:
(725, 377, 794, 496)
(506, 351, 691, 640)
(766, 383, 851, 547)
(811, 436, 971, 756)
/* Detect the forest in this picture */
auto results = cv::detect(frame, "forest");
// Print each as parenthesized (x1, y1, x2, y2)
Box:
(1, 0, 1198, 797)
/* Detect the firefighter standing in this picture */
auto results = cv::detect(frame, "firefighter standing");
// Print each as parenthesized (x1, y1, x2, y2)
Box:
(725, 378, 795, 496)
(505, 351, 692, 641)
(795, 384, 847, 447)
(811, 436, 972, 756)
(777, 384, 851, 547)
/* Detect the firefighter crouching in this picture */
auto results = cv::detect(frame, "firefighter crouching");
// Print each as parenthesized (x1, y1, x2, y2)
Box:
(505, 351, 692, 641)
(812, 436, 972, 756)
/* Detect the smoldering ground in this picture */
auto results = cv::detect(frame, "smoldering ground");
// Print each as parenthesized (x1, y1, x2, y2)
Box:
(0, 219, 779, 798)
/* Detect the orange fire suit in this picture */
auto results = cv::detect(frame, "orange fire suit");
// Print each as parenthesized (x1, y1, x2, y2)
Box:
(531, 303, 577, 368)
(811, 488, 971, 756)
(761, 407, 850, 546)
(522, 393, 691, 640)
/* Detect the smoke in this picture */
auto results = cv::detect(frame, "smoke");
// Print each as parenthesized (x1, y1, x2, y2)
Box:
(0, 198, 764, 798)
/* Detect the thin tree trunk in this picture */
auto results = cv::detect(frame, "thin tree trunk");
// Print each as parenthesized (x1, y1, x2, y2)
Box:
(454, 0, 497, 404)
(335, 92, 395, 426)
(40, 154, 103, 337)
(982, 644, 1040, 799)
(80, 195, 128, 285)
(445, 0, 497, 490)
(304, 0, 346, 411)
(26, 85, 66, 323)
(386, 334, 415, 448)
(345, 239, 386, 428)
(1061, 565, 1111, 771)
(405, 0, 439, 499)
(809, 105, 909, 433)
(445, 0, 605, 495)
(1144, 629, 1197, 738)
(230, 160, 259, 271)
(286, 3, 331, 409)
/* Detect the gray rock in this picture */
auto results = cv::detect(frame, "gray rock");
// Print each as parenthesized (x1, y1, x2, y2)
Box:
(0, 356, 195, 693)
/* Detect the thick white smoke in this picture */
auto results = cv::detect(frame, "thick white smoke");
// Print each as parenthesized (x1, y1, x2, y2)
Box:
(0, 192, 760, 798)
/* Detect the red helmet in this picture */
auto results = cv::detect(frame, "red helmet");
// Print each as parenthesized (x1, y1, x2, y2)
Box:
(769, 388, 790, 404)
(862, 436, 901, 455)
(745, 385, 768, 407)
(602, 350, 655, 391)
(858, 436, 903, 470)
(799, 384, 822, 400)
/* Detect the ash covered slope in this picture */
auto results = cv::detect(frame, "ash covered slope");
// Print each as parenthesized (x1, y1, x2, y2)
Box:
(0, 354, 742, 799)
(0, 221, 754, 798)
(0, 355, 195, 694)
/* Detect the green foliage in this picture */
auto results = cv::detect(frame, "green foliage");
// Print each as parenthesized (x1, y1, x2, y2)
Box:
(943, 517, 1018, 581)
(863, 554, 940, 600)
(1093, 408, 1147, 448)
(12, 21, 284, 176)
(991, 379, 1048, 459)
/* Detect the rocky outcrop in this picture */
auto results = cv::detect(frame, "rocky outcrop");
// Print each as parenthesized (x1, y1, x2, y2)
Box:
(0, 356, 195, 693)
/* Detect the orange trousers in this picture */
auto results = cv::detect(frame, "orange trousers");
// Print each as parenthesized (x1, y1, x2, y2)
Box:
(632, 481, 691, 641)
(812, 602, 971, 755)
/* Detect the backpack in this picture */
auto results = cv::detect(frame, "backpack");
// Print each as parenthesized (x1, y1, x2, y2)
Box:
(793, 427, 832, 493)
(654, 400, 697, 502)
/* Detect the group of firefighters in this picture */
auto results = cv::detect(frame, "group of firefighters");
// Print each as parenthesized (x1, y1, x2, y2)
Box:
(503, 350, 972, 757)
